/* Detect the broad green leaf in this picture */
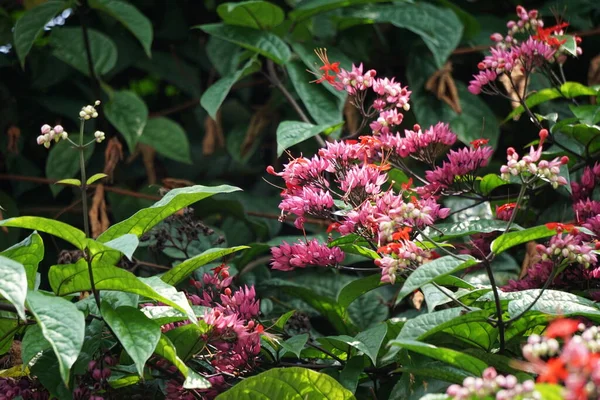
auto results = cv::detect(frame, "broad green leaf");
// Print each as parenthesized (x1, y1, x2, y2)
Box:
(162, 246, 249, 286)
(13, 1, 66, 67)
(55, 178, 81, 186)
(154, 335, 211, 389)
(287, 60, 344, 126)
(505, 82, 598, 121)
(506, 289, 600, 318)
(557, 123, 600, 154)
(215, 367, 356, 399)
(101, 303, 160, 377)
(320, 323, 387, 366)
(195, 23, 291, 64)
(86, 173, 108, 185)
(390, 339, 487, 376)
(0, 256, 27, 320)
(217, 1, 284, 29)
(26, 290, 85, 386)
(491, 225, 557, 255)
(48, 260, 197, 323)
(421, 283, 454, 312)
(141, 305, 208, 326)
(164, 323, 209, 361)
(0, 316, 18, 356)
(88, 0, 153, 56)
(139, 276, 198, 324)
(100, 234, 139, 261)
(279, 333, 309, 358)
(274, 310, 296, 330)
(289, 0, 388, 21)
(98, 184, 241, 242)
(1, 233, 44, 289)
(105, 90, 149, 152)
(276, 121, 333, 156)
(535, 383, 564, 400)
(569, 104, 600, 125)
(479, 174, 510, 195)
(336, 274, 383, 309)
(29, 350, 71, 400)
(429, 220, 520, 241)
(339, 356, 365, 392)
(200, 57, 260, 119)
(336, 244, 379, 260)
(46, 137, 95, 196)
(396, 256, 478, 304)
(49, 27, 117, 76)
(139, 117, 192, 164)
(0, 217, 86, 250)
(21, 324, 51, 367)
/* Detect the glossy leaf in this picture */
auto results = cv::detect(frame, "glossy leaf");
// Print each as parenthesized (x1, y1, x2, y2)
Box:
(139, 117, 192, 164)
(49, 27, 117, 76)
(0, 216, 87, 249)
(164, 323, 209, 361)
(491, 225, 557, 255)
(506, 289, 600, 318)
(557, 123, 600, 154)
(21, 324, 51, 367)
(215, 367, 356, 399)
(276, 121, 333, 156)
(88, 0, 153, 57)
(105, 90, 149, 152)
(86, 173, 108, 185)
(0, 256, 27, 320)
(0, 233, 44, 289)
(336, 274, 383, 309)
(154, 335, 211, 389)
(429, 220, 520, 241)
(321, 323, 387, 366)
(196, 23, 291, 64)
(279, 333, 309, 359)
(217, 1, 284, 30)
(162, 245, 248, 286)
(396, 255, 478, 304)
(26, 290, 85, 386)
(98, 184, 241, 242)
(479, 174, 510, 195)
(55, 178, 81, 186)
(101, 303, 161, 377)
(13, 1, 66, 67)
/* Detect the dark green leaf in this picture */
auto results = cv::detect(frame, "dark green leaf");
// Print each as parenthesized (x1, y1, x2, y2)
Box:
(105, 90, 149, 152)
(0, 233, 44, 290)
(26, 291, 85, 386)
(88, 0, 153, 56)
(557, 123, 600, 154)
(214, 367, 355, 399)
(217, 1, 284, 30)
(429, 219, 520, 241)
(289, 0, 388, 21)
(21, 324, 51, 367)
(98, 184, 241, 242)
(101, 303, 161, 376)
(279, 333, 309, 358)
(154, 335, 211, 389)
(13, 1, 66, 67)
(491, 225, 557, 254)
(569, 104, 600, 125)
(336, 274, 383, 309)
(195, 23, 290, 64)
(49, 27, 117, 76)
(139, 117, 192, 164)
(0, 216, 87, 250)
(339, 356, 365, 392)
(165, 323, 209, 361)
(0, 256, 27, 320)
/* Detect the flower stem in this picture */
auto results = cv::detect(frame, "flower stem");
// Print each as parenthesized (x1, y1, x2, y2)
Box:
(79, 119, 90, 238)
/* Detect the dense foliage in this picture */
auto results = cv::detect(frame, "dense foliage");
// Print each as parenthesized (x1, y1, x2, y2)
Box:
(1, 0, 600, 399)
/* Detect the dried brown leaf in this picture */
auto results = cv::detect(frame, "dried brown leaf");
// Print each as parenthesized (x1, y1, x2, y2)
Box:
(103, 137, 123, 182)
(139, 143, 157, 185)
(411, 290, 424, 311)
(520, 241, 539, 279)
(203, 110, 225, 156)
(88, 184, 110, 239)
(241, 105, 271, 157)
(344, 97, 361, 135)
(0, 210, 7, 234)
(162, 178, 195, 189)
(425, 62, 462, 114)
(499, 61, 526, 120)
(6, 126, 20, 154)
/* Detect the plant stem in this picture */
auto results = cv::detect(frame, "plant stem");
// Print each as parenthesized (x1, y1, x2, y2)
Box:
(483, 257, 506, 353)
(79, 119, 90, 238)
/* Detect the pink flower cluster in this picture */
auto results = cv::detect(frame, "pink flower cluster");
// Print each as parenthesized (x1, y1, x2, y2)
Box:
(270, 238, 344, 271)
(500, 130, 569, 188)
(446, 367, 539, 400)
(536, 233, 597, 268)
(36, 124, 67, 148)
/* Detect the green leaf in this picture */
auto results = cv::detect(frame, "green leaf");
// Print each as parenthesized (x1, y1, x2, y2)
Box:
(289, 0, 388, 21)
(274, 310, 296, 330)
(534, 383, 564, 400)
(139, 117, 191, 164)
(286, 60, 344, 126)
(88, 0, 153, 57)
(479, 174, 510, 195)
(13, 0, 66, 67)
(49, 27, 117, 76)
(21, 324, 51, 367)
(26, 291, 85, 386)
(105, 90, 149, 153)
(195, 23, 291, 64)
(164, 323, 209, 361)
(276, 121, 332, 156)
(200, 57, 260, 119)
(354, 323, 387, 365)
(339, 356, 365, 392)
(336, 274, 383, 309)
(48, 260, 197, 323)
(0, 256, 27, 320)
(557, 123, 600, 154)
(506, 289, 600, 318)
(86, 173, 108, 185)
(0, 216, 87, 250)
(101, 303, 160, 377)
(46, 137, 95, 196)
(337, 244, 379, 260)
(101, 234, 139, 261)
(217, 1, 284, 30)
(215, 367, 356, 399)
(569, 104, 600, 125)
(98, 184, 241, 242)
(162, 246, 249, 286)
(55, 178, 81, 186)
(0, 233, 44, 290)
(279, 333, 309, 358)
(505, 82, 598, 121)
(396, 256, 478, 304)
(491, 225, 557, 255)
(429, 220, 520, 241)
(154, 335, 211, 389)
(390, 339, 487, 376)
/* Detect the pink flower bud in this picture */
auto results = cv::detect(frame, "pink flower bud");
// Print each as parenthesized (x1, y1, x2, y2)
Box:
(40, 124, 51, 134)
(53, 125, 64, 134)
(490, 33, 503, 42)
(36, 135, 45, 145)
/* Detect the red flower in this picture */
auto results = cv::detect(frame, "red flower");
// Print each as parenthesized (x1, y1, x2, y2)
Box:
(392, 227, 412, 241)
(537, 357, 569, 384)
(533, 23, 569, 48)
(545, 222, 576, 233)
(326, 222, 340, 233)
(545, 318, 580, 339)
(497, 202, 516, 213)
(401, 178, 414, 191)
(470, 138, 489, 149)
(310, 48, 340, 84)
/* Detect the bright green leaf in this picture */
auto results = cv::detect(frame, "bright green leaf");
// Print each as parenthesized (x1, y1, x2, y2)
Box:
(88, 0, 153, 57)
(101, 303, 161, 377)
(491, 225, 557, 255)
(105, 90, 149, 152)
(337, 274, 383, 309)
(55, 178, 81, 186)
(289, 0, 388, 21)
(0, 256, 27, 320)
(139, 117, 192, 164)
(479, 174, 510, 195)
(86, 173, 108, 185)
(217, 1, 284, 30)
(429, 220, 520, 241)
(26, 290, 85, 386)
(0, 216, 87, 250)
(101, 234, 139, 261)
(0, 233, 44, 290)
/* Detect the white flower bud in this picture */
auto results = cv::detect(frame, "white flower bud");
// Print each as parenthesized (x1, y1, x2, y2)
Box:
(41, 124, 52, 134)
(36, 135, 45, 145)
(94, 100, 101, 106)
(79, 111, 87, 118)
(61, 131, 68, 140)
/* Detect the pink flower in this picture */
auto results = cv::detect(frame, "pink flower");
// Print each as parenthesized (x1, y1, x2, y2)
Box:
(279, 186, 334, 229)
(339, 165, 387, 204)
(271, 239, 344, 271)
